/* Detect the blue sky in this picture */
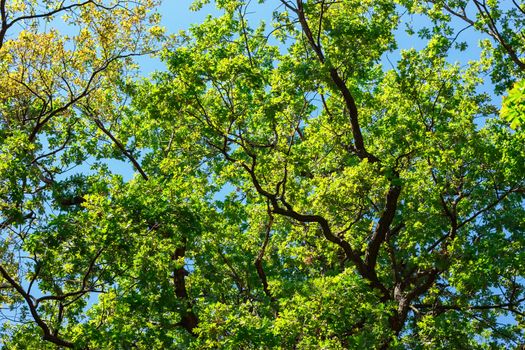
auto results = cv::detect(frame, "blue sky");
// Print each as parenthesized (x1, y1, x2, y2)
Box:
(141, 1, 492, 83)
(135, 0, 222, 75)
(138, 0, 288, 75)
(123, 0, 498, 182)
(1, 0, 518, 340)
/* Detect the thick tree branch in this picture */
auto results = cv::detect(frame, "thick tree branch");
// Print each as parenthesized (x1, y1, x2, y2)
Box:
(172, 239, 199, 336)
(365, 180, 401, 271)
(209, 137, 390, 298)
(292, 0, 379, 162)
(0, 0, 6, 47)
(0, 265, 74, 348)
(255, 208, 275, 301)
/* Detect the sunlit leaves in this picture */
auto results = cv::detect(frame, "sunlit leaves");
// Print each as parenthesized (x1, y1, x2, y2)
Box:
(1, 0, 525, 348)
(501, 79, 525, 129)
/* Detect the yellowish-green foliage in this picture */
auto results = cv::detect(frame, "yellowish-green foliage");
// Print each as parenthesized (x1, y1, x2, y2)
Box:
(501, 80, 525, 129)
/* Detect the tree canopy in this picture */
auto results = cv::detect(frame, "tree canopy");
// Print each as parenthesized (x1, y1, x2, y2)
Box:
(0, 0, 524, 349)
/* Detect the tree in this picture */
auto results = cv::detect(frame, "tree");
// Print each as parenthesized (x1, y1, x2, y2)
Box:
(1, 0, 524, 349)
(0, 0, 161, 347)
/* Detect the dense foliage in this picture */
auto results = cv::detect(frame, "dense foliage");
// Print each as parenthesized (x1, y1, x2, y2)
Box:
(1, 0, 524, 348)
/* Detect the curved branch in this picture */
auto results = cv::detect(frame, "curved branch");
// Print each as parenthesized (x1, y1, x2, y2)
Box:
(437, 0, 525, 72)
(365, 181, 401, 271)
(292, 0, 379, 162)
(208, 137, 390, 298)
(91, 114, 149, 181)
(254, 207, 275, 301)
(0, 265, 74, 348)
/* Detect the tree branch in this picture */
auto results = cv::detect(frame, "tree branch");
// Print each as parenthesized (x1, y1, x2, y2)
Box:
(255, 207, 275, 301)
(91, 114, 149, 181)
(293, 0, 379, 162)
(0, 265, 74, 348)
(364, 180, 401, 271)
